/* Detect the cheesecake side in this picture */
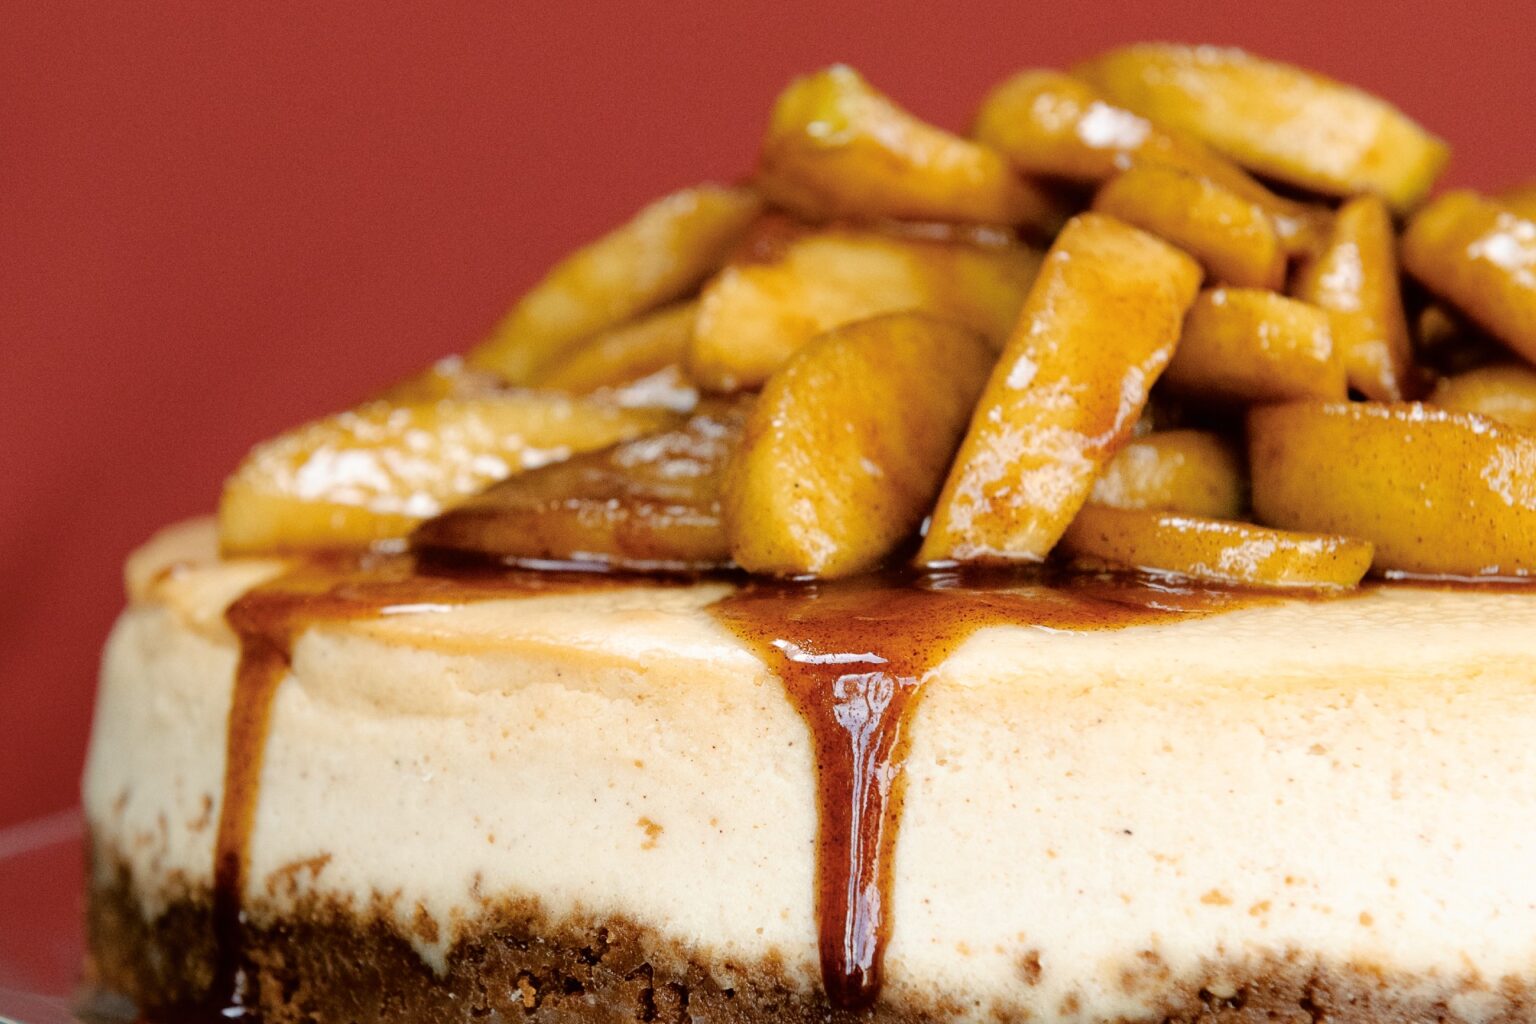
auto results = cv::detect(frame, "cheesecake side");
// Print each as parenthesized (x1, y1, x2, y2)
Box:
(85, 521, 1536, 1022)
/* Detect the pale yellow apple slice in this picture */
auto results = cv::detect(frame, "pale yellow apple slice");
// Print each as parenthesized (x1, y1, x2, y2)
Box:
(1430, 364, 1536, 431)
(1092, 164, 1285, 288)
(411, 401, 748, 571)
(1089, 431, 1244, 518)
(1249, 401, 1536, 577)
(972, 69, 1321, 250)
(534, 300, 697, 393)
(466, 184, 761, 382)
(758, 65, 1063, 230)
(1059, 506, 1372, 589)
(1501, 181, 1536, 221)
(219, 395, 677, 555)
(1402, 191, 1536, 367)
(1292, 195, 1415, 400)
(1075, 44, 1448, 213)
(688, 221, 1040, 391)
(725, 313, 993, 578)
(918, 213, 1202, 565)
(1163, 288, 1345, 403)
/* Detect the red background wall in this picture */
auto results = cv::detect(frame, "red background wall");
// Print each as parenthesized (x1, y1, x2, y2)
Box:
(4, 0, 1535, 828)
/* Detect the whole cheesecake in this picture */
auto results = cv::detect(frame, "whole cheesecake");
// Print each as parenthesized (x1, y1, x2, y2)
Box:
(83, 42, 1536, 1024)
(86, 519, 1536, 1023)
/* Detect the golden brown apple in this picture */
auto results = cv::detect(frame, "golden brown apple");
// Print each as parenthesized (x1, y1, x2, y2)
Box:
(1163, 288, 1345, 403)
(1059, 506, 1372, 589)
(918, 213, 1202, 565)
(725, 313, 993, 577)
(1402, 191, 1536, 367)
(1092, 164, 1285, 288)
(688, 223, 1039, 391)
(466, 185, 761, 382)
(1089, 431, 1244, 518)
(758, 65, 1063, 230)
(533, 300, 697, 393)
(1075, 44, 1448, 213)
(1249, 401, 1536, 577)
(411, 401, 748, 571)
(220, 396, 677, 555)
(1429, 364, 1536, 431)
(1292, 195, 1415, 400)
(972, 68, 1322, 251)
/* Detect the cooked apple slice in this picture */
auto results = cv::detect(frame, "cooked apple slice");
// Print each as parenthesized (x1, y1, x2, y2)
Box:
(1075, 45, 1449, 213)
(1402, 191, 1536, 367)
(758, 65, 1063, 231)
(1092, 164, 1285, 288)
(466, 185, 761, 383)
(689, 222, 1040, 391)
(1059, 506, 1372, 589)
(1292, 195, 1415, 400)
(1430, 364, 1536, 430)
(1249, 401, 1536, 577)
(533, 301, 697, 393)
(1163, 288, 1345, 403)
(972, 69, 1321, 250)
(219, 396, 677, 555)
(918, 213, 1202, 565)
(1501, 182, 1536, 220)
(1089, 431, 1243, 518)
(725, 313, 992, 577)
(411, 402, 748, 571)
(374, 357, 509, 403)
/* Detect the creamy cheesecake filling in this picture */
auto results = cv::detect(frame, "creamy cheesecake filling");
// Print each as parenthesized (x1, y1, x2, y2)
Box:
(87, 521, 1536, 1021)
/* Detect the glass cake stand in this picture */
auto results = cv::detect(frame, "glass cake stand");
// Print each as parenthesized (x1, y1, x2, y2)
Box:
(0, 809, 91, 1024)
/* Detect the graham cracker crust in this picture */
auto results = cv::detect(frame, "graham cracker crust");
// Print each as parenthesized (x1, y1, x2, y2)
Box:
(87, 849, 1533, 1024)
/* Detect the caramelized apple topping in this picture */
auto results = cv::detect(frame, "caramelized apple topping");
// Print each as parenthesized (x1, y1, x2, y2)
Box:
(411, 401, 748, 572)
(225, 45, 1536, 588)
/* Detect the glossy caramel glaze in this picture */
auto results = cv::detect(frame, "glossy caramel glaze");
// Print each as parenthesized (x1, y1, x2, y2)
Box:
(709, 569, 1267, 1009)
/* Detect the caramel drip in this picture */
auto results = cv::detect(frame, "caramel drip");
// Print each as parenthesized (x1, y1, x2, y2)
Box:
(208, 553, 620, 1016)
(709, 569, 1262, 1011)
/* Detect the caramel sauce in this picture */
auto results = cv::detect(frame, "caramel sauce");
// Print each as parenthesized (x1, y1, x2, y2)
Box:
(708, 568, 1261, 1010)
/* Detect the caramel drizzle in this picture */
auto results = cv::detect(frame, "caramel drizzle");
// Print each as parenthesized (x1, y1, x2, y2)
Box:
(709, 570, 1253, 1010)
(209, 554, 617, 1015)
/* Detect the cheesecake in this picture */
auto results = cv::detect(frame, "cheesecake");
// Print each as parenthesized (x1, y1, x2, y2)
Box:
(84, 43, 1536, 1024)
(87, 520, 1536, 1023)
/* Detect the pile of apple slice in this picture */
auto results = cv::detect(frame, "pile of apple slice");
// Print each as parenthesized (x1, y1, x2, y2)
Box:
(221, 44, 1536, 589)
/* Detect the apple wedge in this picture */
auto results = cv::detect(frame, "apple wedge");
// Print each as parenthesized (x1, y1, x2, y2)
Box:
(918, 213, 1202, 565)
(1249, 401, 1536, 577)
(1401, 191, 1536, 367)
(466, 184, 761, 383)
(534, 300, 697, 393)
(1163, 288, 1345, 403)
(374, 357, 509, 403)
(758, 65, 1063, 230)
(725, 313, 993, 577)
(1059, 506, 1372, 589)
(1092, 164, 1285, 289)
(1089, 431, 1244, 518)
(1430, 364, 1536, 431)
(1076, 45, 1449, 213)
(689, 222, 1039, 391)
(1292, 195, 1415, 400)
(411, 401, 748, 571)
(972, 69, 1320, 251)
(1502, 182, 1536, 221)
(219, 396, 678, 555)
